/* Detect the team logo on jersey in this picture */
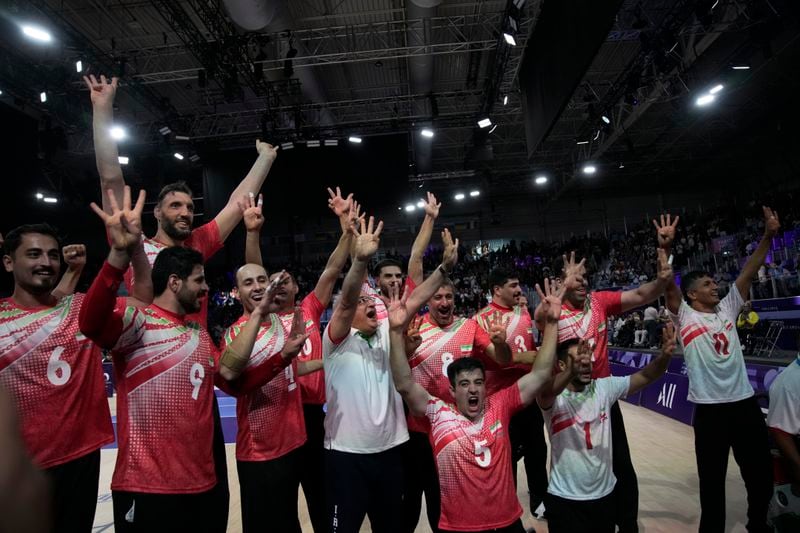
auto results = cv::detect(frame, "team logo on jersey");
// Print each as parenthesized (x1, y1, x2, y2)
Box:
(208, 356, 215, 367)
(460, 345, 472, 353)
(489, 420, 503, 435)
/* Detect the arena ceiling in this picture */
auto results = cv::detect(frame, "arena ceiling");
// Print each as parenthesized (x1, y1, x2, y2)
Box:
(1, 0, 799, 208)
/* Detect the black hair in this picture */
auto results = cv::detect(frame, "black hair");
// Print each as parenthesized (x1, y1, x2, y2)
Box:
(3, 223, 61, 256)
(680, 270, 712, 301)
(447, 357, 485, 387)
(556, 338, 581, 363)
(373, 258, 403, 278)
(152, 247, 204, 296)
(487, 269, 517, 292)
(156, 181, 193, 206)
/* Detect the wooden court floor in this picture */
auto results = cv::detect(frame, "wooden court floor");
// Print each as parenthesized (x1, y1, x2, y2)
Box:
(92, 401, 751, 532)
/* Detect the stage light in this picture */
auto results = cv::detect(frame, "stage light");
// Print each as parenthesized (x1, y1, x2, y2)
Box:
(75, 60, 83, 73)
(619, 162, 625, 169)
(21, 25, 53, 43)
(324, 139, 338, 147)
(159, 126, 171, 136)
(348, 136, 362, 143)
(576, 140, 588, 145)
(709, 84, 724, 95)
(454, 193, 465, 201)
(731, 65, 750, 70)
(503, 33, 516, 46)
(601, 115, 611, 124)
(696, 94, 715, 106)
(110, 126, 127, 140)
(416, 200, 425, 208)
(0, 89, 3, 95)
(420, 128, 434, 138)
(469, 190, 480, 197)
(174, 135, 190, 141)
(503, 95, 508, 106)
(404, 204, 416, 212)
(40, 92, 47, 103)
(189, 154, 200, 162)
(534, 176, 548, 185)
(488, 124, 498, 134)
(43, 197, 58, 204)
(280, 142, 294, 150)
(173, 152, 184, 160)
(35, 193, 43, 199)
(307, 140, 320, 148)
(477, 118, 492, 129)
(582, 164, 597, 175)
(118, 156, 129, 165)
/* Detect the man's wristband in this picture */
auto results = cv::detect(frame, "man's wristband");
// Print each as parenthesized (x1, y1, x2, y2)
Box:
(437, 264, 450, 276)
(220, 347, 249, 374)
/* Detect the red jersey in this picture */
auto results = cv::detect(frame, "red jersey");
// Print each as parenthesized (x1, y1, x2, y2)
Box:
(475, 303, 535, 395)
(426, 384, 524, 531)
(290, 293, 326, 405)
(557, 291, 622, 379)
(407, 315, 494, 433)
(0, 294, 113, 468)
(224, 314, 306, 462)
(80, 262, 286, 494)
(124, 220, 223, 327)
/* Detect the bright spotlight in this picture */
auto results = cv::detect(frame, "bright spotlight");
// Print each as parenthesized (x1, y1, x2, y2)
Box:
(535, 176, 548, 185)
(601, 115, 611, 124)
(709, 84, 724, 94)
(173, 152, 185, 160)
(696, 94, 716, 106)
(503, 33, 516, 46)
(576, 140, 588, 145)
(416, 200, 425, 208)
(469, 190, 480, 197)
(477, 118, 492, 129)
(110, 126, 127, 140)
(731, 65, 750, 70)
(75, 60, 83, 73)
(420, 128, 434, 138)
(35, 193, 44, 199)
(39, 92, 47, 103)
(454, 193, 465, 201)
(404, 204, 416, 212)
(348, 136, 362, 143)
(582, 164, 597, 175)
(503, 95, 508, 106)
(43, 197, 58, 204)
(21, 25, 53, 43)
(118, 156, 129, 165)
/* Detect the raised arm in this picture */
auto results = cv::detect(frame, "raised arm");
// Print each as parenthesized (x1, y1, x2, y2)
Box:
(538, 339, 590, 410)
(79, 186, 146, 348)
(653, 215, 682, 314)
(386, 285, 431, 416)
(482, 313, 512, 365)
(52, 244, 86, 299)
(241, 193, 265, 267)
(534, 252, 584, 331)
(84, 75, 125, 213)
(127, 241, 154, 306)
(628, 322, 676, 395)
(519, 278, 564, 406)
(313, 188, 360, 307)
(405, 228, 459, 312)
(620, 243, 673, 312)
(736, 206, 780, 298)
(327, 216, 383, 342)
(214, 141, 278, 242)
(408, 192, 440, 286)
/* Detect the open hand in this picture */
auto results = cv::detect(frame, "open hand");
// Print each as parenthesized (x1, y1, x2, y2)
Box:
(353, 216, 383, 261)
(652, 214, 680, 249)
(656, 248, 674, 283)
(660, 321, 677, 357)
(561, 251, 586, 279)
(385, 283, 412, 330)
(405, 315, 423, 355)
(238, 192, 264, 233)
(90, 186, 145, 252)
(441, 228, 459, 271)
(763, 206, 780, 238)
(488, 312, 508, 344)
(423, 191, 441, 219)
(281, 306, 309, 360)
(535, 277, 566, 322)
(83, 74, 118, 109)
(327, 186, 354, 218)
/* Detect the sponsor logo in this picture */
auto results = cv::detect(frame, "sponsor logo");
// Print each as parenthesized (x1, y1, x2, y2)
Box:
(657, 382, 677, 409)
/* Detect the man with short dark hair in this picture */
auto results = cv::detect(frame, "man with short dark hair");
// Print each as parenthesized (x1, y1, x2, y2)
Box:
(539, 320, 677, 533)
(1, 223, 114, 533)
(475, 268, 548, 516)
(388, 277, 568, 533)
(663, 207, 777, 533)
(79, 187, 295, 532)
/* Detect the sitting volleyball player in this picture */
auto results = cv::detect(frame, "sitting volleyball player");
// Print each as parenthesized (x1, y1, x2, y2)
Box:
(387, 277, 574, 533)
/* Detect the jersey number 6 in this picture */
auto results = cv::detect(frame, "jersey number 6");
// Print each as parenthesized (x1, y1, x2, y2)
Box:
(47, 346, 71, 386)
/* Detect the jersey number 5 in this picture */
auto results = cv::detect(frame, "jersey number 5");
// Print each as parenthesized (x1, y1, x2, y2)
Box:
(474, 439, 492, 467)
(47, 346, 71, 386)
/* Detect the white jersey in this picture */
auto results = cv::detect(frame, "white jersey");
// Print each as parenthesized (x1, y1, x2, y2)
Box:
(670, 286, 753, 403)
(767, 356, 800, 436)
(543, 376, 630, 501)
(322, 320, 409, 453)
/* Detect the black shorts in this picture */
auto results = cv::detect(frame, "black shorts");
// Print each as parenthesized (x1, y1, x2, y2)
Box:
(112, 488, 218, 533)
(44, 448, 101, 533)
(237, 447, 304, 533)
(545, 492, 615, 533)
